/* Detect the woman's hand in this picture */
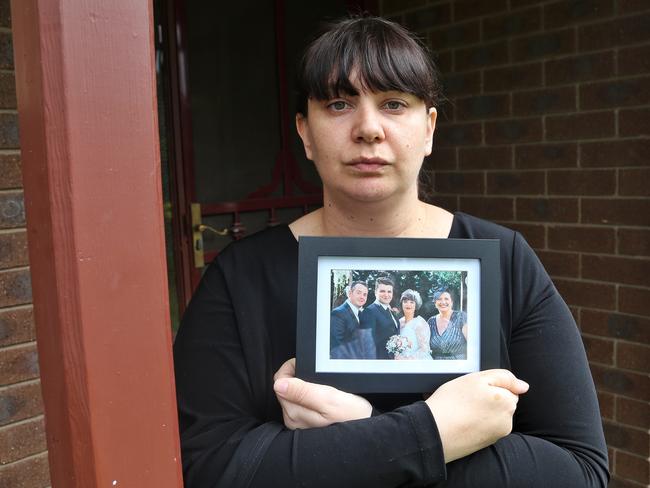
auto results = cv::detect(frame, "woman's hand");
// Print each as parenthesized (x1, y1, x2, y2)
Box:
(425, 369, 529, 463)
(273, 358, 372, 430)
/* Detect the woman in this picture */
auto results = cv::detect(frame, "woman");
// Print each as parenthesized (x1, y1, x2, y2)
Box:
(395, 289, 433, 360)
(173, 16, 608, 487)
(428, 289, 468, 360)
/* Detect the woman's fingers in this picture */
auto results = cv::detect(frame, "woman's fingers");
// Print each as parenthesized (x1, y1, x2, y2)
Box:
(273, 357, 296, 382)
(481, 369, 530, 395)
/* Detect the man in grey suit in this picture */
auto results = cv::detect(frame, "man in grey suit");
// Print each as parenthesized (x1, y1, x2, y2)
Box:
(330, 281, 375, 359)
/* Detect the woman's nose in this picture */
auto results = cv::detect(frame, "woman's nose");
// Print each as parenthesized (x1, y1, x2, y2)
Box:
(352, 104, 385, 143)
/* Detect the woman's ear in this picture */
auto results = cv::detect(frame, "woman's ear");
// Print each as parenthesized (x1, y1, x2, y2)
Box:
(296, 113, 313, 160)
(424, 107, 437, 157)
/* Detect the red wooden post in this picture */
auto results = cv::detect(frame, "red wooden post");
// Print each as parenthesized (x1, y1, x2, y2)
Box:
(11, 1, 183, 487)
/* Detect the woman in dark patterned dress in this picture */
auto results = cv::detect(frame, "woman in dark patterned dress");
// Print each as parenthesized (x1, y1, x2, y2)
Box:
(427, 289, 468, 360)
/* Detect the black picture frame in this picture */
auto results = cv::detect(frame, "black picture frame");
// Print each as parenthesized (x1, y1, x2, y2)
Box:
(296, 237, 501, 393)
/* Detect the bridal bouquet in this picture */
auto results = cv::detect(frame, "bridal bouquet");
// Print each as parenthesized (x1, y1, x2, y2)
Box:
(385, 335, 412, 355)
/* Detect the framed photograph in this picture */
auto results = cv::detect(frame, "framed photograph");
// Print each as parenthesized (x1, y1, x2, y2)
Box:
(295, 237, 501, 393)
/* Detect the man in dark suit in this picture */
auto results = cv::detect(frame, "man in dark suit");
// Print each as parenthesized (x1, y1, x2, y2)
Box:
(330, 281, 372, 359)
(359, 277, 399, 359)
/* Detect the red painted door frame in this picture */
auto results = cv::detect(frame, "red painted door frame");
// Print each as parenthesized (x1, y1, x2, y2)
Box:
(12, 1, 183, 486)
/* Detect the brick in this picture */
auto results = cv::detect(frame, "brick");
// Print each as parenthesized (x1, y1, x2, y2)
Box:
(580, 77, 650, 110)
(0, 269, 32, 307)
(483, 6, 541, 40)
(603, 421, 649, 457)
(381, 0, 428, 15)
(424, 147, 457, 171)
(0, 343, 40, 385)
(582, 335, 614, 364)
(0, 416, 47, 464)
(515, 143, 577, 169)
(0, 307, 35, 348)
(545, 51, 614, 85)
(618, 0, 650, 12)
(619, 108, 650, 137)
(429, 21, 480, 50)
(517, 197, 579, 222)
(617, 343, 650, 374)
(0, 191, 25, 229)
(459, 196, 514, 221)
(537, 250, 579, 277)
(544, 0, 614, 29)
(582, 198, 650, 226)
(590, 364, 649, 400)
(484, 63, 542, 92)
(616, 451, 649, 484)
(454, 0, 508, 21)
(0, 153, 21, 189)
(512, 28, 575, 62)
(546, 111, 615, 141)
(513, 86, 576, 116)
(486, 170, 545, 195)
(503, 222, 545, 248)
(580, 309, 650, 343)
(0, 230, 29, 270)
(0, 451, 50, 488)
(455, 41, 509, 71)
(0, 31, 12, 70)
(583, 255, 650, 287)
(555, 279, 616, 309)
(548, 169, 615, 195)
(0, 381, 43, 428)
(579, 13, 650, 51)
(434, 171, 484, 194)
(596, 390, 615, 419)
(0, 113, 20, 149)
(619, 286, 650, 316)
(442, 71, 481, 97)
(435, 122, 482, 146)
(0, 0, 10, 28)
(581, 139, 650, 167)
(485, 118, 542, 144)
(456, 94, 510, 121)
(617, 397, 649, 429)
(618, 44, 650, 76)
(618, 228, 650, 257)
(0, 72, 16, 109)
(547, 225, 615, 253)
(459, 146, 511, 170)
(434, 49, 453, 73)
(620, 169, 650, 196)
(404, 3, 452, 31)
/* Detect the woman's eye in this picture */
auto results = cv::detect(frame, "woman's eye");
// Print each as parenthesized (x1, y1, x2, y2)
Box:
(385, 100, 405, 110)
(328, 101, 348, 111)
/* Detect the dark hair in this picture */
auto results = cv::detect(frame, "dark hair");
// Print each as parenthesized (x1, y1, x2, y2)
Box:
(432, 288, 454, 303)
(375, 276, 395, 290)
(349, 280, 368, 292)
(296, 16, 442, 115)
(400, 289, 422, 309)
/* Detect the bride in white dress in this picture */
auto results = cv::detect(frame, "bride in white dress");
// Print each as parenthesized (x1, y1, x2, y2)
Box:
(396, 289, 433, 360)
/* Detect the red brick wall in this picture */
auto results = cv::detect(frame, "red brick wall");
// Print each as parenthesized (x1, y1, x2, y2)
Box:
(382, 0, 649, 486)
(0, 1, 50, 486)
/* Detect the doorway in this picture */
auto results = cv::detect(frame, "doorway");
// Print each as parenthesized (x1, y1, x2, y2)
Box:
(155, 0, 377, 329)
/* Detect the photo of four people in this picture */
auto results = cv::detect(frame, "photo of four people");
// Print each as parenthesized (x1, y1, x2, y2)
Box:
(329, 271, 468, 361)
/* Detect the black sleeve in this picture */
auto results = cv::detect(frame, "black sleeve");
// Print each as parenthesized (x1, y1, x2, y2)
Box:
(438, 232, 609, 487)
(174, 259, 447, 488)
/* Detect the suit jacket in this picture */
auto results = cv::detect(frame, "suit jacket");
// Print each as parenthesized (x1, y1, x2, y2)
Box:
(330, 302, 375, 359)
(360, 302, 399, 359)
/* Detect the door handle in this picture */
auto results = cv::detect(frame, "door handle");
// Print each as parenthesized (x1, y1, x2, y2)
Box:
(191, 203, 229, 268)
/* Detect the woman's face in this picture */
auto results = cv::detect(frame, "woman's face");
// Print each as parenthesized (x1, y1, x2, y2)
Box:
(434, 292, 453, 313)
(296, 76, 436, 204)
(401, 299, 417, 314)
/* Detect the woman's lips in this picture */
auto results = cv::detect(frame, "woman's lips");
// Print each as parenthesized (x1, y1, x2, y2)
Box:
(346, 158, 389, 172)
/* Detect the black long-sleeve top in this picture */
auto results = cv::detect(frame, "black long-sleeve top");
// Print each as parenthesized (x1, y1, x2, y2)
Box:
(173, 212, 609, 487)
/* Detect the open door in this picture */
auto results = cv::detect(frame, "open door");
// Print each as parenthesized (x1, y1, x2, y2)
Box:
(157, 0, 378, 324)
